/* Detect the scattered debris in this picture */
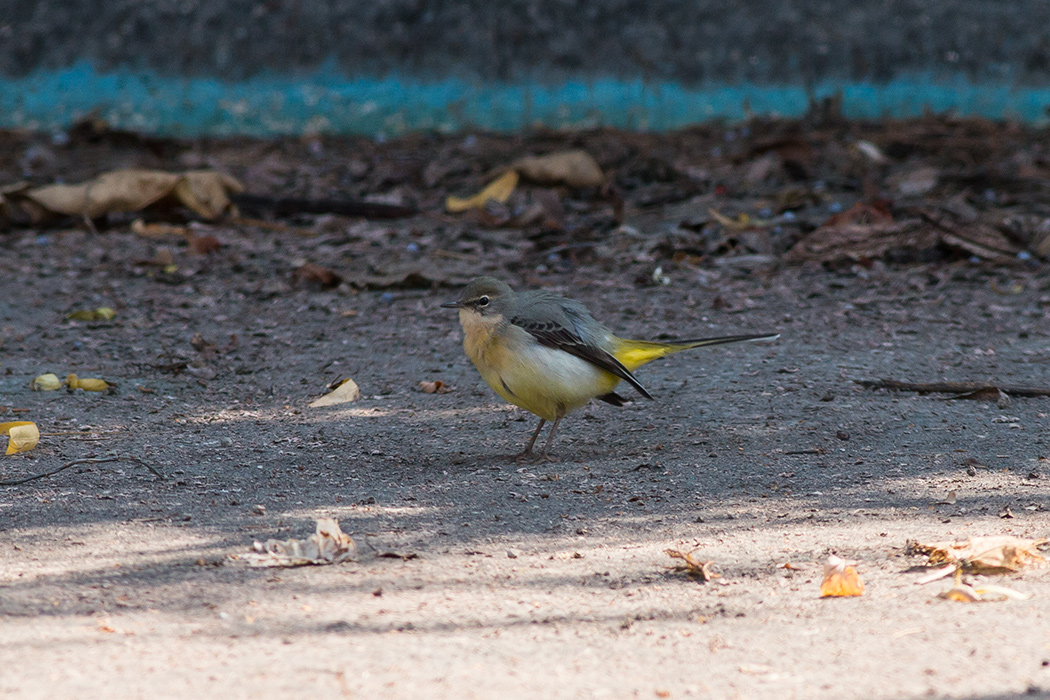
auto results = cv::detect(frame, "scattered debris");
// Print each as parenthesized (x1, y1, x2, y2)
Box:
(237, 518, 358, 567)
(820, 555, 865, 597)
(665, 548, 720, 582)
(938, 490, 958, 506)
(419, 380, 451, 394)
(309, 378, 361, 407)
(907, 536, 1048, 574)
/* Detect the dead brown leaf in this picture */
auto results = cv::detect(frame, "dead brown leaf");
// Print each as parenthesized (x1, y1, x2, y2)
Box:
(419, 380, 452, 394)
(292, 262, 343, 290)
(185, 231, 221, 255)
(949, 387, 1011, 408)
(665, 548, 720, 582)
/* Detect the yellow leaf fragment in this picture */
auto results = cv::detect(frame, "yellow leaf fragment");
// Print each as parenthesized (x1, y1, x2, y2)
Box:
(31, 373, 61, 391)
(66, 307, 116, 322)
(65, 374, 110, 392)
(446, 170, 519, 213)
(309, 378, 361, 407)
(820, 555, 865, 597)
(1, 421, 39, 455)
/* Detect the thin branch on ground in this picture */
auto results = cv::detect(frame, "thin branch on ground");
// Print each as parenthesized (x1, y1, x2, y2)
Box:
(854, 379, 1050, 398)
(0, 455, 165, 486)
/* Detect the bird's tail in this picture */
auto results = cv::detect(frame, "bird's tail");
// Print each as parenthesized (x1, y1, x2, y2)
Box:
(612, 333, 779, 371)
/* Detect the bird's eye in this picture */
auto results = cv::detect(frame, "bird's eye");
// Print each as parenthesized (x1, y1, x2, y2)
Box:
(477, 296, 490, 307)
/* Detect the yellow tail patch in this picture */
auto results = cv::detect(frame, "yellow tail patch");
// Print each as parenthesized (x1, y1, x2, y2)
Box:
(612, 339, 692, 371)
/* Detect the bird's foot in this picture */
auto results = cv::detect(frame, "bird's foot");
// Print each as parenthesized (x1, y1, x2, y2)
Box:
(510, 448, 556, 464)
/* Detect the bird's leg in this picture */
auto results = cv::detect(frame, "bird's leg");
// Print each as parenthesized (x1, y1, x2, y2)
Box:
(539, 416, 563, 462)
(514, 418, 546, 462)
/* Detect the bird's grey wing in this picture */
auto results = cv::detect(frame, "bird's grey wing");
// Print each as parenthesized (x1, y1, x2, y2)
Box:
(509, 299, 653, 400)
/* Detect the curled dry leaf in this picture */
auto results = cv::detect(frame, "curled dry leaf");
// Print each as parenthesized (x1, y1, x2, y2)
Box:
(512, 150, 605, 188)
(446, 170, 519, 213)
(31, 373, 61, 391)
(65, 374, 111, 392)
(66, 307, 116, 322)
(237, 518, 358, 567)
(938, 582, 1032, 603)
(908, 536, 1048, 574)
(665, 548, 720, 582)
(419, 380, 451, 394)
(1, 421, 40, 455)
(820, 555, 865, 597)
(309, 378, 361, 407)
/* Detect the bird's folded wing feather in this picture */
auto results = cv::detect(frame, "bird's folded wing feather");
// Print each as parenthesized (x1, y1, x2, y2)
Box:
(510, 315, 653, 399)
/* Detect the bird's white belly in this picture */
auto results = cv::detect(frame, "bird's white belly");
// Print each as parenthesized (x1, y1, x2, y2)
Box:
(486, 341, 620, 421)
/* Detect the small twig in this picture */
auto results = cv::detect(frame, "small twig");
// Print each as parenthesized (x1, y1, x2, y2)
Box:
(855, 379, 1050, 398)
(784, 448, 825, 456)
(0, 455, 165, 486)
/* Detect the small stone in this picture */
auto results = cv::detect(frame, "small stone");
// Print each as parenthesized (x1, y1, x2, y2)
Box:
(252, 504, 267, 516)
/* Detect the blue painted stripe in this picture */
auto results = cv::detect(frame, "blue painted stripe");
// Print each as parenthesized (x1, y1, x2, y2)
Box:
(2, 61, 1049, 136)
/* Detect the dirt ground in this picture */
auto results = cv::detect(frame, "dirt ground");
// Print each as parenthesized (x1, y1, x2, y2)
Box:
(1, 118, 1050, 699)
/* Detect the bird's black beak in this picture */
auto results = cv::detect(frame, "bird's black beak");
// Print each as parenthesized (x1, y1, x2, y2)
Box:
(440, 300, 462, 309)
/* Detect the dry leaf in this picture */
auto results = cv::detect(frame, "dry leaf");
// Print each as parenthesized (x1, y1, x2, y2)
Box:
(130, 218, 187, 238)
(309, 378, 361, 407)
(820, 555, 865, 597)
(665, 548, 720, 582)
(1, 421, 40, 455)
(938, 490, 958, 505)
(419, 380, 451, 394)
(66, 307, 116, 322)
(65, 374, 111, 392)
(5, 169, 242, 222)
(237, 518, 357, 567)
(908, 536, 1048, 574)
(949, 386, 1011, 408)
(446, 170, 519, 213)
(31, 373, 61, 391)
(292, 262, 343, 289)
(512, 150, 605, 188)
(185, 231, 221, 255)
(938, 582, 1031, 603)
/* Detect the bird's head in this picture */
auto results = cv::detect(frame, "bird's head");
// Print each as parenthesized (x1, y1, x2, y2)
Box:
(440, 277, 514, 319)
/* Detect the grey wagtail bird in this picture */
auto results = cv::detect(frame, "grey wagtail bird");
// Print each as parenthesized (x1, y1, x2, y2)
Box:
(441, 276, 778, 460)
